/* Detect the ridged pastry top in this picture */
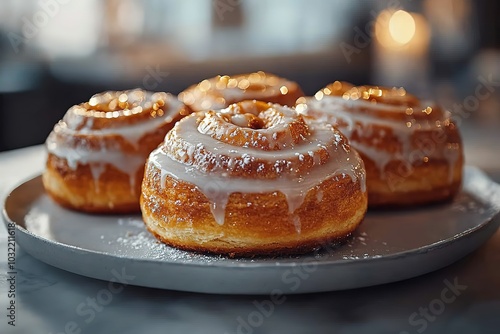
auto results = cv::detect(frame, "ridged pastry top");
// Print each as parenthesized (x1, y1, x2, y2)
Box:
(315, 81, 421, 109)
(46, 89, 188, 188)
(179, 71, 302, 111)
(147, 100, 366, 229)
(296, 82, 462, 180)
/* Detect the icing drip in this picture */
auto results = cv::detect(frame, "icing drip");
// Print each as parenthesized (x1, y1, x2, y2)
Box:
(292, 215, 301, 234)
(316, 189, 324, 202)
(149, 101, 366, 231)
(89, 163, 106, 192)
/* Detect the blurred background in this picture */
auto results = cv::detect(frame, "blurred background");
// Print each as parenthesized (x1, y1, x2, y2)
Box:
(0, 0, 499, 174)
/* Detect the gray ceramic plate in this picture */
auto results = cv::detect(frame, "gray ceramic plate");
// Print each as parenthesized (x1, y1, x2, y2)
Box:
(3, 166, 500, 294)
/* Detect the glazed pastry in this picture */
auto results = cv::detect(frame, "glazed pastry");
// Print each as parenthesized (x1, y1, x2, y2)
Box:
(179, 71, 304, 112)
(296, 81, 463, 207)
(43, 89, 190, 213)
(141, 100, 367, 257)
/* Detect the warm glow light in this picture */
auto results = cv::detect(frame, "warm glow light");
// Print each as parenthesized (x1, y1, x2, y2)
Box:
(389, 10, 416, 45)
(375, 10, 429, 53)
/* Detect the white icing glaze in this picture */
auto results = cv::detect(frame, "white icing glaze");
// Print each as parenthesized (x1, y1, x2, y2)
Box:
(62, 107, 180, 148)
(300, 96, 461, 182)
(230, 113, 253, 127)
(67, 113, 179, 148)
(47, 130, 146, 193)
(148, 103, 366, 229)
(46, 90, 185, 192)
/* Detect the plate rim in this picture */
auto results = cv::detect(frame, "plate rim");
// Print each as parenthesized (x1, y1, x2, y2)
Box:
(3, 166, 500, 270)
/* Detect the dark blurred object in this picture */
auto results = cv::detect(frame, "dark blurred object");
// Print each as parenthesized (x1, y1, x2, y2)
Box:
(0, 62, 48, 151)
(476, 1, 500, 49)
(424, 0, 478, 79)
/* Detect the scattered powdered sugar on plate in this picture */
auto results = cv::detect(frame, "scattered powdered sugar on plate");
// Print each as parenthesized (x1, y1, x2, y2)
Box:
(109, 217, 267, 263)
(110, 218, 352, 263)
(117, 231, 161, 251)
(117, 217, 145, 228)
(113, 228, 227, 263)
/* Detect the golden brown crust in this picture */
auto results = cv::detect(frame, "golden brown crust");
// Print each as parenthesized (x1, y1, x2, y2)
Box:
(179, 72, 304, 112)
(363, 157, 463, 207)
(140, 101, 367, 257)
(358, 127, 464, 207)
(141, 164, 367, 257)
(44, 154, 144, 213)
(301, 82, 464, 208)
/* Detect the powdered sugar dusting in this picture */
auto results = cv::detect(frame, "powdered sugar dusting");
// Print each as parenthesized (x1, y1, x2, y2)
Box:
(112, 227, 227, 263)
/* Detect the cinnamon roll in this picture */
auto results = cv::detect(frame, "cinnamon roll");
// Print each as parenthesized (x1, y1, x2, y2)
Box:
(141, 100, 367, 257)
(296, 81, 463, 207)
(178, 71, 304, 112)
(43, 89, 190, 213)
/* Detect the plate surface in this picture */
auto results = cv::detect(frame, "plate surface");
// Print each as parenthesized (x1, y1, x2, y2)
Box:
(3, 166, 500, 294)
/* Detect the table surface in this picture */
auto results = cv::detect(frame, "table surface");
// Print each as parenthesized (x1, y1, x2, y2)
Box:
(1, 129, 500, 334)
